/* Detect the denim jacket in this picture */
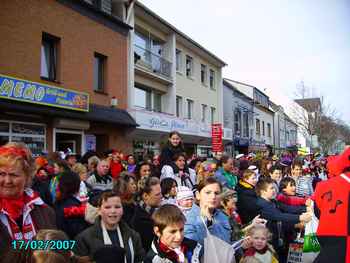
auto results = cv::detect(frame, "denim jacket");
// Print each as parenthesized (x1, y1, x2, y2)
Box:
(184, 204, 232, 246)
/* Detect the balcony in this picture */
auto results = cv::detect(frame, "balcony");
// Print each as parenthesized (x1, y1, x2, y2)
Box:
(134, 44, 172, 82)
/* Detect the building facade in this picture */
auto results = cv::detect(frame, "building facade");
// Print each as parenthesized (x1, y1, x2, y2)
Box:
(223, 79, 274, 154)
(112, 2, 229, 159)
(271, 103, 298, 153)
(0, 0, 136, 155)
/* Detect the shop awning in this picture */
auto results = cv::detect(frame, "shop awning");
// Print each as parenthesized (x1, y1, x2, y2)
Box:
(0, 100, 138, 127)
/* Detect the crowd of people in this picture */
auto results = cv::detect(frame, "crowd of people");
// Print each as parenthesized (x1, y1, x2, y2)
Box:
(0, 130, 337, 263)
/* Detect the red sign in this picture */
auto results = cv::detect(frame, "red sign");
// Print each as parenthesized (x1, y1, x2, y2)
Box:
(212, 123, 223, 152)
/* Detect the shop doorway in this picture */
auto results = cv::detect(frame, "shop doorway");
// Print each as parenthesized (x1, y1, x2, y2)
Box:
(54, 129, 84, 154)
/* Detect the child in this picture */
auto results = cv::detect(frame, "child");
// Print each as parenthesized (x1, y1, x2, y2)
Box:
(290, 161, 313, 197)
(241, 225, 279, 263)
(161, 177, 178, 205)
(145, 204, 202, 263)
(255, 177, 311, 263)
(277, 177, 308, 206)
(176, 186, 194, 216)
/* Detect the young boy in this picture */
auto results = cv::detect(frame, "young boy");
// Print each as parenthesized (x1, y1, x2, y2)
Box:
(255, 177, 311, 263)
(277, 177, 308, 206)
(144, 204, 202, 263)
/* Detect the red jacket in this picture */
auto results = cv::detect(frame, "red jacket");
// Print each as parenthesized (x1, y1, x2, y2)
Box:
(276, 193, 307, 206)
(110, 161, 123, 179)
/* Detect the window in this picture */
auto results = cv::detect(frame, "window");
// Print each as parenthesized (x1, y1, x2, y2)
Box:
(234, 109, 242, 136)
(201, 64, 207, 84)
(153, 92, 162, 112)
(134, 86, 152, 110)
(262, 121, 265, 136)
(267, 123, 272, 137)
(256, 119, 260, 136)
(94, 53, 107, 92)
(176, 96, 183, 117)
(134, 86, 162, 112)
(209, 69, 215, 89)
(243, 112, 249, 137)
(41, 32, 59, 81)
(201, 104, 207, 122)
(210, 107, 216, 124)
(187, 99, 194, 119)
(0, 121, 46, 157)
(186, 55, 193, 77)
(176, 49, 182, 72)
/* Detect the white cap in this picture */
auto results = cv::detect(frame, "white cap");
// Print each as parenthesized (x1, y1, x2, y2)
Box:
(235, 154, 244, 160)
(248, 165, 258, 171)
(176, 186, 194, 201)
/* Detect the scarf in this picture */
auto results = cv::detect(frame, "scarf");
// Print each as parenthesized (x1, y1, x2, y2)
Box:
(101, 220, 127, 263)
(158, 240, 186, 263)
(239, 179, 254, 189)
(0, 188, 44, 240)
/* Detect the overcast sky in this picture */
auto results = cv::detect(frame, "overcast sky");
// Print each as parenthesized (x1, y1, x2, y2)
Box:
(139, 0, 350, 124)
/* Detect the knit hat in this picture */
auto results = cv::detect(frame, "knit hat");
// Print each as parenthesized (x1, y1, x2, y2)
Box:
(35, 156, 48, 168)
(176, 186, 194, 201)
(220, 188, 237, 202)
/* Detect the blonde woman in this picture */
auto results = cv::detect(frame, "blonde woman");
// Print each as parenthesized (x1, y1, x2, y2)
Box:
(0, 142, 56, 256)
(196, 160, 217, 184)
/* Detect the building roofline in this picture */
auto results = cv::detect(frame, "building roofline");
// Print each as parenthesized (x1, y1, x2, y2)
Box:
(135, 1, 227, 67)
(223, 77, 270, 98)
(223, 79, 252, 102)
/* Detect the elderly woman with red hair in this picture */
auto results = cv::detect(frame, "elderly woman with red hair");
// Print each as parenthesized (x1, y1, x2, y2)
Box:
(0, 142, 56, 255)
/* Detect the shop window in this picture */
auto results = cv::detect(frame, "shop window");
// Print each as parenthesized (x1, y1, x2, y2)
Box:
(94, 52, 107, 92)
(0, 121, 46, 157)
(41, 32, 59, 81)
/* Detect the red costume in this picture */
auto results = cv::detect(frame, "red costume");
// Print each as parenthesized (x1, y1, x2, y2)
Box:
(314, 148, 350, 263)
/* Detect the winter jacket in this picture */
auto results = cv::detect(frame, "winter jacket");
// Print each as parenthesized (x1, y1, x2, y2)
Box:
(86, 172, 113, 192)
(55, 196, 90, 239)
(144, 238, 202, 263)
(161, 164, 196, 190)
(184, 204, 232, 246)
(0, 196, 56, 257)
(215, 168, 238, 189)
(130, 203, 156, 251)
(160, 143, 185, 169)
(74, 217, 145, 263)
(236, 180, 260, 224)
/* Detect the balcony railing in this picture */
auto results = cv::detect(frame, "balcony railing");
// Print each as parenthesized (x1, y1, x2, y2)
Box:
(134, 44, 172, 79)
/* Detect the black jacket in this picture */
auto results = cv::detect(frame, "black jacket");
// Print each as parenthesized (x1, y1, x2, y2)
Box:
(160, 143, 184, 169)
(236, 181, 259, 224)
(130, 204, 155, 251)
(74, 217, 145, 263)
(55, 196, 90, 239)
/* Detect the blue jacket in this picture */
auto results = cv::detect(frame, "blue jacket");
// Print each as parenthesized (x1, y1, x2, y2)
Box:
(184, 204, 232, 246)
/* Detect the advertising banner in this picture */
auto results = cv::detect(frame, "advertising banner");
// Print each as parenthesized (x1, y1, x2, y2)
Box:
(212, 123, 223, 152)
(0, 74, 89, 112)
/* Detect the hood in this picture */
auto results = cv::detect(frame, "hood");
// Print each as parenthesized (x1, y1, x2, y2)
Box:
(327, 147, 350, 178)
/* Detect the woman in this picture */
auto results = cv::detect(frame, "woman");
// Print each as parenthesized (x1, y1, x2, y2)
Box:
(72, 162, 90, 201)
(49, 159, 70, 203)
(74, 191, 145, 263)
(113, 172, 138, 224)
(160, 153, 196, 190)
(160, 131, 185, 168)
(215, 156, 238, 189)
(197, 160, 217, 184)
(135, 162, 152, 181)
(236, 169, 260, 225)
(0, 142, 56, 256)
(55, 170, 90, 239)
(184, 177, 232, 245)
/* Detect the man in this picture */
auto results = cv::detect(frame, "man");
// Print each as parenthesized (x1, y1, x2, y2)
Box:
(86, 158, 113, 192)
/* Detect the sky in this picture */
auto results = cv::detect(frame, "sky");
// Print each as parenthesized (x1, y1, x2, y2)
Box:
(139, 0, 350, 124)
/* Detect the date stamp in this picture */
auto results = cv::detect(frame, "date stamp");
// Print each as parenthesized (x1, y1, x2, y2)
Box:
(11, 240, 76, 250)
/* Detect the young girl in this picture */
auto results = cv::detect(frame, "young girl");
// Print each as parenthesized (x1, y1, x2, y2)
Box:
(241, 225, 279, 263)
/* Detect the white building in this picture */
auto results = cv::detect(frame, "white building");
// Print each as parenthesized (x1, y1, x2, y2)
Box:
(112, 1, 229, 158)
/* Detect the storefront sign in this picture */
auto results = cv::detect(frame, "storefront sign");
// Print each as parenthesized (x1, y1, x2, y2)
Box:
(133, 109, 212, 137)
(212, 123, 223, 152)
(0, 74, 89, 112)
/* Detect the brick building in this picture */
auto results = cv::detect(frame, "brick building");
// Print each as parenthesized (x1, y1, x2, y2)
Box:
(0, 0, 136, 155)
